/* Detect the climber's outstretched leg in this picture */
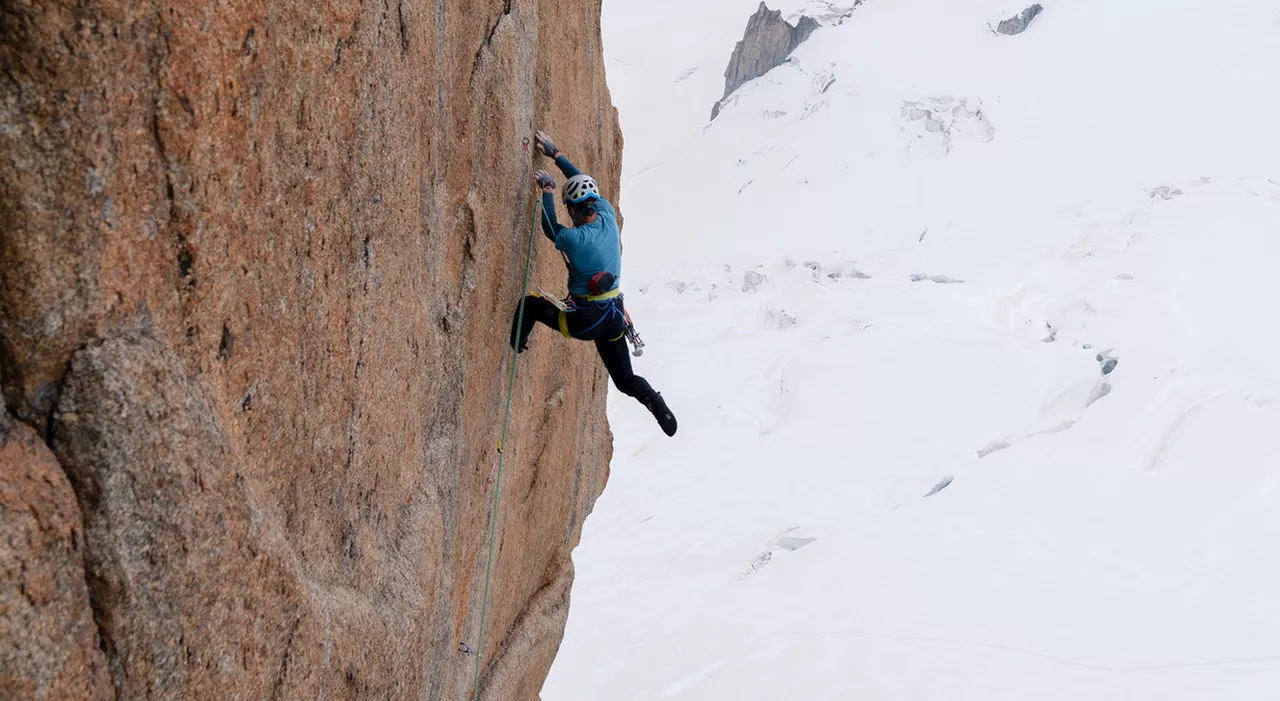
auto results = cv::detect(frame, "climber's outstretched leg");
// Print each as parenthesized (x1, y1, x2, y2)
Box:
(509, 295, 561, 353)
(595, 337, 677, 436)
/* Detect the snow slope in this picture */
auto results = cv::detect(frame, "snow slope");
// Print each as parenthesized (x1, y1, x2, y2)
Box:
(544, 1, 1280, 699)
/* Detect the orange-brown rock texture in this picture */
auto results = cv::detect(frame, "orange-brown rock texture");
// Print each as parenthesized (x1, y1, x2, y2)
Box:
(0, 1, 621, 699)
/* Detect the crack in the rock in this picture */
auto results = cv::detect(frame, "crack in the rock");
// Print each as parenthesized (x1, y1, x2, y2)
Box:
(473, 553, 570, 700)
(470, 2, 512, 85)
(45, 336, 122, 700)
(147, 10, 194, 311)
(397, 0, 410, 54)
(521, 385, 566, 505)
(458, 200, 480, 295)
(268, 614, 303, 701)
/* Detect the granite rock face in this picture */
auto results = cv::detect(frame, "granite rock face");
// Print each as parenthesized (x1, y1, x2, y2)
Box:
(0, 412, 113, 701)
(1, 1, 620, 698)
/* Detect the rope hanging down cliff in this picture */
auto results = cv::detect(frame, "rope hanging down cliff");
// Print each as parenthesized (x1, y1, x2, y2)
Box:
(472, 131, 679, 698)
(470, 199, 542, 701)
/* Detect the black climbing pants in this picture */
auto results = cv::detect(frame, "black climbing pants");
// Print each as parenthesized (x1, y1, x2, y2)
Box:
(510, 295, 658, 405)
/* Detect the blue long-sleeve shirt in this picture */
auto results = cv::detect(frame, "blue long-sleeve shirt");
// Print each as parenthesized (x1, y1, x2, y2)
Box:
(540, 155, 621, 297)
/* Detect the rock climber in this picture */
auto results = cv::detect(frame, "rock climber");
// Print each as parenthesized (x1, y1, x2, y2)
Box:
(509, 129, 677, 437)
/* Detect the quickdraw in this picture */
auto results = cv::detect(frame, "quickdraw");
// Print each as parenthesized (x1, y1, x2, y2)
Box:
(535, 286, 575, 312)
(622, 302, 645, 357)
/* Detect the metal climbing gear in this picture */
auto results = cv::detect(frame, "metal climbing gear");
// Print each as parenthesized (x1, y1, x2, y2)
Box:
(624, 315, 645, 356)
(535, 286, 574, 312)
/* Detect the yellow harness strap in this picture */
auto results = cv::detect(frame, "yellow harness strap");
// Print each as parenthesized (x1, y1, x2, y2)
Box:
(585, 287, 621, 302)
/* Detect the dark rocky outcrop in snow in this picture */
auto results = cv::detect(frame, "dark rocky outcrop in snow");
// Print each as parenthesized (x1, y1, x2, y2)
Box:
(997, 4, 1045, 35)
(1097, 350, 1120, 376)
(924, 475, 955, 497)
(712, 3, 820, 119)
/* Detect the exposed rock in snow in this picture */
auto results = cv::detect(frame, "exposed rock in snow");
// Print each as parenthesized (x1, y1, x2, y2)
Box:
(924, 475, 955, 497)
(1150, 184, 1185, 200)
(997, 4, 1045, 35)
(713, 3, 821, 119)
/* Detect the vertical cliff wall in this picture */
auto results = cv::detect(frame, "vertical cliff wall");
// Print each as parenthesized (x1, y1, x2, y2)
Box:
(0, 1, 621, 699)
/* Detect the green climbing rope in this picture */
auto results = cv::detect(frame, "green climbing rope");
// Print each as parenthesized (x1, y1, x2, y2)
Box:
(472, 198, 543, 701)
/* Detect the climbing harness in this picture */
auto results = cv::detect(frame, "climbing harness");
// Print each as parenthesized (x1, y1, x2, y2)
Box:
(555, 294, 625, 340)
(470, 198, 542, 701)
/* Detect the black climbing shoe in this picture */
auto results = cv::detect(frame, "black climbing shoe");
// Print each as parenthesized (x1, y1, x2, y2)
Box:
(646, 393, 677, 437)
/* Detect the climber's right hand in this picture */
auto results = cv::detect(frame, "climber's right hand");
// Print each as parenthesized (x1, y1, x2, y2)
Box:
(535, 130, 561, 159)
(534, 170, 557, 192)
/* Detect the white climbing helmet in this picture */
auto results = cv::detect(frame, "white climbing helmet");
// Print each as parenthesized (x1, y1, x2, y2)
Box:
(563, 174, 600, 205)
